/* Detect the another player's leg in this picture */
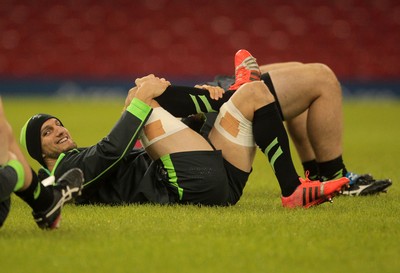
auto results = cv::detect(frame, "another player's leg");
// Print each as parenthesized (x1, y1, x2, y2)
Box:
(32, 168, 84, 229)
(0, 98, 84, 229)
(0, 98, 19, 227)
(209, 80, 349, 208)
(268, 68, 393, 195)
(0, 198, 10, 228)
(1, 159, 84, 229)
(286, 113, 392, 196)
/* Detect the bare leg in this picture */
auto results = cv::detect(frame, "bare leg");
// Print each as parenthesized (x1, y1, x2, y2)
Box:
(0, 98, 32, 190)
(269, 63, 343, 162)
(207, 81, 312, 200)
(139, 101, 214, 160)
(144, 127, 214, 160)
(260, 62, 303, 74)
(285, 110, 316, 162)
(207, 81, 274, 172)
(261, 62, 317, 163)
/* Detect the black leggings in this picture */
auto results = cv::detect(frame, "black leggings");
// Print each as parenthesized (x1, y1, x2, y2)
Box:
(156, 73, 284, 120)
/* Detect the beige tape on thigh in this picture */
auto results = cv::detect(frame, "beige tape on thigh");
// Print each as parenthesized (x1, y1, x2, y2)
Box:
(214, 100, 255, 147)
(140, 107, 188, 148)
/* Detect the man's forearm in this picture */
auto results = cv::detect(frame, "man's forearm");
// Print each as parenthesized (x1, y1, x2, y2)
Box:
(100, 98, 152, 156)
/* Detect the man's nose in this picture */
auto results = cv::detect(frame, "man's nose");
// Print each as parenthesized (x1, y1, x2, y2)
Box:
(55, 126, 65, 135)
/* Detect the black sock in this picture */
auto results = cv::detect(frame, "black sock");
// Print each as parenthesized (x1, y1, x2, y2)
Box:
(302, 160, 319, 180)
(155, 85, 234, 117)
(0, 165, 18, 201)
(318, 156, 347, 181)
(14, 169, 54, 213)
(253, 103, 300, 197)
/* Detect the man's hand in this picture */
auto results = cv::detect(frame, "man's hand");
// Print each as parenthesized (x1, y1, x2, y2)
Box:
(135, 74, 171, 104)
(123, 75, 171, 110)
(194, 84, 225, 100)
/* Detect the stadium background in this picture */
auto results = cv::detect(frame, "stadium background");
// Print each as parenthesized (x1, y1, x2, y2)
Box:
(1, 3, 399, 272)
(0, 0, 399, 97)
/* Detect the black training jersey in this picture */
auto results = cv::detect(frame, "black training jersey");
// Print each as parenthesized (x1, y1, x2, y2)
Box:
(48, 98, 171, 205)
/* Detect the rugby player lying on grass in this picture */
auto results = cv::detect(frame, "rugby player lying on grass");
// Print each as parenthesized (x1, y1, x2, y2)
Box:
(21, 50, 390, 206)
(20, 60, 349, 208)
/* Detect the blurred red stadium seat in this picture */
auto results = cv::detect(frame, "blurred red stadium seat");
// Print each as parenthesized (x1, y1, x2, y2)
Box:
(0, 0, 398, 80)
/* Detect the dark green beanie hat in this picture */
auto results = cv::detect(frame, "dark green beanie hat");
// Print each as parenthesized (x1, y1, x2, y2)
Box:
(20, 114, 62, 167)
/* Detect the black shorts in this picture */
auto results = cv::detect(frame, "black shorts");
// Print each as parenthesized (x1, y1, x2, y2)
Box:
(157, 150, 250, 206)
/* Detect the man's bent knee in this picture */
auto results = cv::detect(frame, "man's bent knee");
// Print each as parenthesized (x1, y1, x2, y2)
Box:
(213, 100, 256, 147)
(309, 63, 341, 94)
(235, 81, 275, 107)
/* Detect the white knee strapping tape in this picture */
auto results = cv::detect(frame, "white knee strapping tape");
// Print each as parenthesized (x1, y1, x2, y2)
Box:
(140, 107, 188, 148)
(214, 100, 255, 147)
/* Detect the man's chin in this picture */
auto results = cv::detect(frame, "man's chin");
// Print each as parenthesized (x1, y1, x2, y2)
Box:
(66, 143, 77, 150)
(61, 142, 77, 152)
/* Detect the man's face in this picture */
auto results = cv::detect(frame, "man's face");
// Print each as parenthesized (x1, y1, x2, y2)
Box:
(40, 118, 77, 160)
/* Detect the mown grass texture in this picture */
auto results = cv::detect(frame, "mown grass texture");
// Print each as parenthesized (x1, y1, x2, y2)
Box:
(0, 97, 399, 273)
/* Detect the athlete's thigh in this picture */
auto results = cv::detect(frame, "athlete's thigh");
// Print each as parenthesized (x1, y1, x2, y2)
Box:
(208, 128, 255, 172)
(139, 106, 214, 160)
(145, 128, 213, 160)
(268, 64, 322, 120)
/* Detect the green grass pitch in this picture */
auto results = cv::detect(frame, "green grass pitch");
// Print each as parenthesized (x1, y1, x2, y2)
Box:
(0, 97, 399, 273)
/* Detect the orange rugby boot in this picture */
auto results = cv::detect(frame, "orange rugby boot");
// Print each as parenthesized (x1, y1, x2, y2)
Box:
(228, 49, 261, 91)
